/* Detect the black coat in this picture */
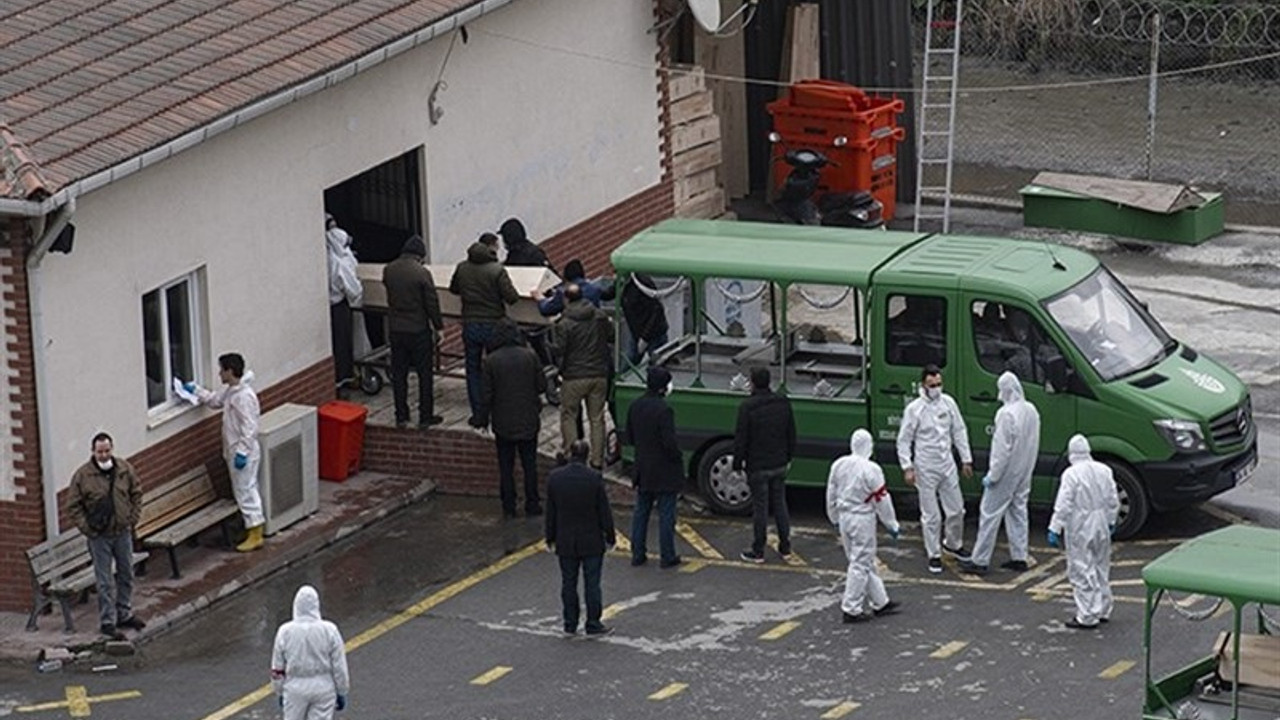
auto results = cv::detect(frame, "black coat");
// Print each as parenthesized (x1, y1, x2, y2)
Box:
(625, 394, 685, 493)
(732, 390, 797, 472)
(545, 462, 616, 557)
(480, 342, 546, 440)
(621, 275, 669, 342)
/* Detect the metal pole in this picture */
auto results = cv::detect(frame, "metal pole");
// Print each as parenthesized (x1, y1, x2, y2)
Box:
(1145, 12, 1161, 181)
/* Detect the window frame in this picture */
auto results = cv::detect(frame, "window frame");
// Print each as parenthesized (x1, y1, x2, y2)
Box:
(883, 293, 948, 369)
(143, 269, 206, 419)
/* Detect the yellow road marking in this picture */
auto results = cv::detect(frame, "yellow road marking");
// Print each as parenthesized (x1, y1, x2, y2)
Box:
(197, 541, 544, 720)
(768, 535, 807, 566)
(675, 522, 724, 559)
(470, 666, 513, 685)
(821, 701, 862, 718)
(17, 687, 141, 716)
(613, 531, 632, 554)
(648, 682, 689, 701)
(678, 558, 707, 573)
(759, 621, 801, 640)
(1175, 594, 1204, 608)
(1212, 602, 1232, 620)
(1098, 660, 1136, 679)
(929, 640, 969, 659)
(602, 603, 626, 621)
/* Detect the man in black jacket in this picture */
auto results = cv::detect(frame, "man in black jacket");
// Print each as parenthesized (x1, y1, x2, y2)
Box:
(734, 367, 797, 563)
(480, 320, 547, 518)
(499, 217, 554, 272)
(382, 235, 443, 428)
(625, 366, 683, 568)
(545, 440, 617, 637)
(450, 232, 520, 426)
(620, 274, 670, 368)
(550, 284, 612, 468)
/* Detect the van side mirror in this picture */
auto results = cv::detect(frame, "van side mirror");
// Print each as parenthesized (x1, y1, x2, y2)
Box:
(1045, 355, 1070, 394)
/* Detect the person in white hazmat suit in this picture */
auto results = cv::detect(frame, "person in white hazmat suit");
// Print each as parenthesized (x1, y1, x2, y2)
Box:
(1047, 434, 1120, 629)
(271, 585, 350, 719)
(827, 429, 902, 623)
(325, 214, 362, 388)
(188, 352, 265, 551)
(896, 364, 973, 573)
(959, 372, 1040, 575)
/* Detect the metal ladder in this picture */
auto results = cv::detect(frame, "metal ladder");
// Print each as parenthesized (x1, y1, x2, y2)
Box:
(913, 0, 964, 233)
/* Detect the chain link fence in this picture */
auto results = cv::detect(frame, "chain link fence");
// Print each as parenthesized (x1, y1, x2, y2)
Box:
(915, 0, 1280, 225)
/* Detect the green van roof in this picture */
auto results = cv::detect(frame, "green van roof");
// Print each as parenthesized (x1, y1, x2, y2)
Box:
(610, 219, 926, 286)
(875, 233, 1099, 299)
(1141, 526, 1280, 605)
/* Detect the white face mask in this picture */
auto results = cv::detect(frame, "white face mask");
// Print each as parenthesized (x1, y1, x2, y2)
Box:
(665, 380, 674, 396)
(925, 386, 942, 401)
(96, 458, 114, 472)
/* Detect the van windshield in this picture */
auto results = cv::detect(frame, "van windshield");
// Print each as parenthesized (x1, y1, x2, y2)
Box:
(1043, 268, 1173, 381)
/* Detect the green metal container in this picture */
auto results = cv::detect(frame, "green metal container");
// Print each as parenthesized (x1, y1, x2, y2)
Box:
(1020, 184, 1224, 245)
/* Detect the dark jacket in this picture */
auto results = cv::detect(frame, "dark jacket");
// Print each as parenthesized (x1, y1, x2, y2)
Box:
(383, 242, 443, 334)
(449, 242, 520, 322)
(621, 274, 669, 342)
(480, 324, 546, 440)
(625, 367, 684, 493)
(499, 218, 553, 271)
(550, 298, 612, 380)
(732, 389, 797, 473)
(68, 457, 143, 537)
(545, 462, 616, 557)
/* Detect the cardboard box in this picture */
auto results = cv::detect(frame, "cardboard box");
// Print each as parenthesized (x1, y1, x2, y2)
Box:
(357, 262, 561, 326)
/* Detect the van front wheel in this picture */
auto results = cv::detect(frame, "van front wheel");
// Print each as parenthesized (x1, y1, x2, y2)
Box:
(696, 440, 753, 516)
(1109, 462, 1149, 540)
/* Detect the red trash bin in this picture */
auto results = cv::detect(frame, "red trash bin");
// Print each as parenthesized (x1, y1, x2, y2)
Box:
(317, 400, 368, 482)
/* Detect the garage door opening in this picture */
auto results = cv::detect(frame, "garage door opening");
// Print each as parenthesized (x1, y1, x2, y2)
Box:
(323, 147, 425, 263)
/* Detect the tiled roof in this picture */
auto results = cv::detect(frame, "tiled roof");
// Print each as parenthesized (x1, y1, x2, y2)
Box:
(0, 0, 486, 201)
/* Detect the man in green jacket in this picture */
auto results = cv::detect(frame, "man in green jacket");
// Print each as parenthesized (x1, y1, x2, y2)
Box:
(383, 235, 444, 428)
(551, 284, 613, 468)
(449, 232, 520, 426)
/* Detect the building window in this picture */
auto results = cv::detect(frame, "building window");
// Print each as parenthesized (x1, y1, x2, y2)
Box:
(143, 271, 204, 410)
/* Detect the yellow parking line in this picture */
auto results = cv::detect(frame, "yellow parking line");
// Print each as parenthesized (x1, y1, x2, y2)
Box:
(1175, 594, 1203, 608)
(648, 682, 689, 700)
(675, 522, 724, 559)
(759, 621, 801, 641)
(1098, 660, 1136, 679)
(929, 640, 969, 659)
(614, 531, 632, 554)
(768, 535, 807, 566)
(470, 666, 513, 686)
(821, 700, 862, 718)
(678, 558, 707, 573)
(601, 603, 626, 621)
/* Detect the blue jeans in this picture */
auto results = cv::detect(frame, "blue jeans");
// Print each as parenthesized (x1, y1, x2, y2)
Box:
(463, 322, 495, 420)
(750, 466, 791, 556)
(626, 331, 669, 368)
(559, 554, 604, 632)
(87, 532, 134, 628)
(630, 490, 678, 564)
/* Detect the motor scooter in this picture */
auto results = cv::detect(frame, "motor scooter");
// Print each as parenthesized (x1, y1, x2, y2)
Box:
(768, 132, 884, 229)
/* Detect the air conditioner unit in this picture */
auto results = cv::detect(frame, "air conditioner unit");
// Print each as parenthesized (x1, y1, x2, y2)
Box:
(258, 403, 319, 536)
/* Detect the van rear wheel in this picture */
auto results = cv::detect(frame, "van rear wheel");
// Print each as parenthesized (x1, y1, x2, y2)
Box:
(696, 440, 752, 516)
(1109, 462, 1149, 540)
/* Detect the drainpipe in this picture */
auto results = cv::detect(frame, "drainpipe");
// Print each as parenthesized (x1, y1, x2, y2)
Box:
(25, 200, 75, 540)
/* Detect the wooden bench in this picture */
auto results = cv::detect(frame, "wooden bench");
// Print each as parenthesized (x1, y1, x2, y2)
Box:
(136, 465, 240, 579)
(26, 529, 148, 633)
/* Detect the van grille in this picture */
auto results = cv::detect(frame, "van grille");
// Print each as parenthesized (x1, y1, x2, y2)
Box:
(1209, 396, 1251, 449)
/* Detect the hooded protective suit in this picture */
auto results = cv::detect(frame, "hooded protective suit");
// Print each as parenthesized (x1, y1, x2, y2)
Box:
(970, 372, 1041, 566)
(271, 586, 350, 720)
(325, 227, 362, 307)
(896, 386, 972, 559)
(827, 430, 900, 615)
(198, 373, 263, 527)
(1048, 435, 1119, 625)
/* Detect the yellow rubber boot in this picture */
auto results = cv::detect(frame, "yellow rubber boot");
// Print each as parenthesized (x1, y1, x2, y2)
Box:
(236, 525, 265, 552)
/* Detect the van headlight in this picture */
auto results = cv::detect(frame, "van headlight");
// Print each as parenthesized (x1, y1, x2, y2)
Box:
(1153, 419, 1206, 452)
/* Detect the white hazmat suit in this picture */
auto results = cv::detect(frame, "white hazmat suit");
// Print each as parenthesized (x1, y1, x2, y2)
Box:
(827, 429, 900, 616)
(325, 227, 362, 307)
(970, 372, 1041, 567)
(896, 386, 972, 559)
(198, 374, 264, 528)
(1048, 435, 1120, 626)
(271, 585, 350, 720)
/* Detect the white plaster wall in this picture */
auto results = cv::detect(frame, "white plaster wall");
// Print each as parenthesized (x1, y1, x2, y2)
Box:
(0, 251, 23, 502)
(35, 0, 662, 496)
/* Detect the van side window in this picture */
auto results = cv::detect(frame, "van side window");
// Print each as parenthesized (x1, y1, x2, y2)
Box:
(886, 294, 946, 368)
(970, 300, 1060, 384)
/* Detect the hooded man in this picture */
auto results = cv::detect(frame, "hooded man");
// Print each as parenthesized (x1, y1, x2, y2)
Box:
(550, 283, 613, 468)
(959, 372, 1041, 575)
(271, 585, 350, 720)
(480, 319, 547, 518)
(827, 429, 902, 623)
(734, 366, 797, 564)
(896, 364, 973, 573)
(1047, 435, 1120, 630)
(450, 232, 520, 426)
(625, 366, 684, 568)
(538, 259, 614, 317)
(620, 273, 670, 368)
(383, 234, 444, 428)
(499, 217, 554, 270)
(325, 214, 362, 387)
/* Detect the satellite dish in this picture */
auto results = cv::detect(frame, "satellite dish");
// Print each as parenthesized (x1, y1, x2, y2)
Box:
(688, 0, 722, 33)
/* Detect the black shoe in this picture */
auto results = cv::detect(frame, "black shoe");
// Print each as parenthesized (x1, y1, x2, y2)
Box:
(467, 416, 486, 429)
(659, 556, 683, 569)
(395, 420, 409, 429)
(502, 508, 519, 519)
(1000, 560, 1029, 572)
(100, 625, 126, 641)
(927, 557, 943, 574)
(943, 545, 969, 559)
(740, 550, 766, 564)
(1098, 617, 1110, 624)
(873, 601, 902, 616)
(563, 625, 577, 636)
(630, 555, 648, 567)
(525, 504, 544, 517)
(117, 615, 146, 630)
(778, 542, 793, 558)
(585, 625, 614, 637)
(957, 559, 988, 575)
(419, 415, 445, 429)
(1064, 618, 1098, 630)
(842, 611, 873, 624)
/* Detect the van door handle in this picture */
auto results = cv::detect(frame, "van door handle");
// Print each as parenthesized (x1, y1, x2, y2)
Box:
(969, 393, 997, 403)
(880, 385, 906, 396)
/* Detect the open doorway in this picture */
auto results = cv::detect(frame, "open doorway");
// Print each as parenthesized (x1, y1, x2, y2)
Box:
(323, 147, 425, 263)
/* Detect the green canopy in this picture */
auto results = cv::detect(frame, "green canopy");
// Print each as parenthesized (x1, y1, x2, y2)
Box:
(1142, 525, 1280, 605)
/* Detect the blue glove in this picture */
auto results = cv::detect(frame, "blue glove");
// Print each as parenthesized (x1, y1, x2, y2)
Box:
(336, 694, 347, 711)
(1047, 530, 1061, 548)
(183, 381, 198, 394)
(233, 452, 248, 470)
(888, 525, 900, 543)
(1109, 524, 1117, 538)
(981, 474, 993, 489)
(278, 696, 284, 709)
